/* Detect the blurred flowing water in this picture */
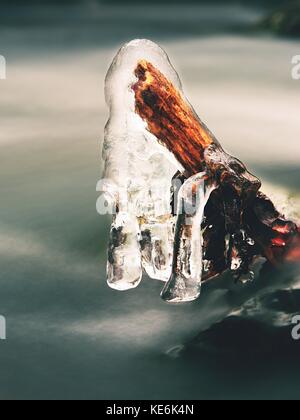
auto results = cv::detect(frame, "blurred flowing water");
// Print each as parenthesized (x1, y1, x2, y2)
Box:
(0, 2, 300, 400)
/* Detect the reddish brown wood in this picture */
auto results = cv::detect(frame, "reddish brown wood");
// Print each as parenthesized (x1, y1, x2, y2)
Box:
(133, 60, 215, 176)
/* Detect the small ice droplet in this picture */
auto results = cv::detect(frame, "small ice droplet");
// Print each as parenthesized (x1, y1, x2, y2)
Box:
(231, 257, 242, 271)
(225, 234, 231, 253)
(239, 271, 255, 285)
(247, 237, 255, 246)
(165, 345, 185, 359)
(203, 259, 211, 272)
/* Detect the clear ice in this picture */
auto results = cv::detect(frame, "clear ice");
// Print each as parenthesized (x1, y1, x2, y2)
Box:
(102, 39, 212, 301)
(161, 173, 216, 303)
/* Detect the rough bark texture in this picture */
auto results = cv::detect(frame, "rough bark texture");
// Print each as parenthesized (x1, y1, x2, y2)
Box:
(133, 60, 215, 177)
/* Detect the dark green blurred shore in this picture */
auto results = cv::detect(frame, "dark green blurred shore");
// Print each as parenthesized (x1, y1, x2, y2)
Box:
(263, 0, 300, 36)
(2, 0, 300, 39)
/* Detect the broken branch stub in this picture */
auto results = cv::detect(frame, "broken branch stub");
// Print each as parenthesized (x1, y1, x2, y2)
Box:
(133, 59, 300, 281)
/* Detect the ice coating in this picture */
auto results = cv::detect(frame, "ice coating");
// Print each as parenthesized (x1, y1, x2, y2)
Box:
(161, 173, 216, 303)
(107, 212, 142, 291)
(103, 40, 183, 288)
(102, 39, 300, 301)
(104, 39, 184, 181)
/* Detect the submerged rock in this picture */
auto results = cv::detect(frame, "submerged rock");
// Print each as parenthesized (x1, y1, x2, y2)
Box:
(182, 287, 300, 364)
